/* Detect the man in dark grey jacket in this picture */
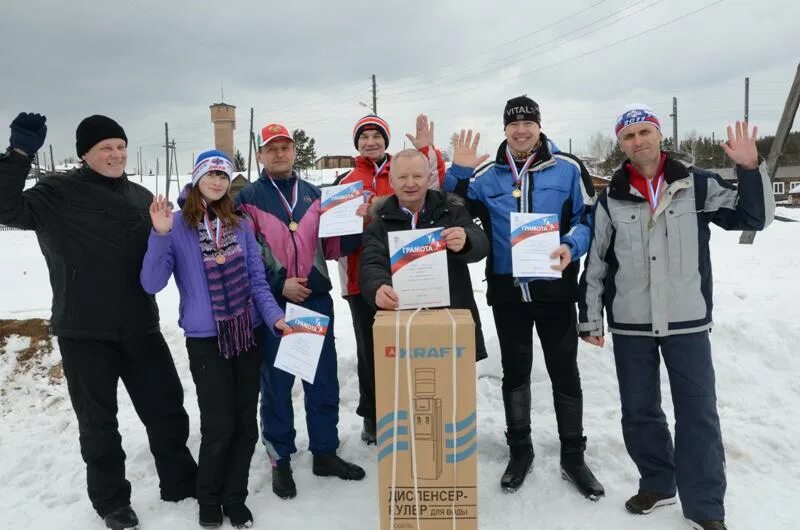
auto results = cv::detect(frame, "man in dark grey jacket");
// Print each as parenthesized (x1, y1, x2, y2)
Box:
(579, 104, 774, 530)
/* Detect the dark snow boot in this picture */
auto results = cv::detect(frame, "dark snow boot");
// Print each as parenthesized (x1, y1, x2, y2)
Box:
(223, 503, 254, 528)
(272, 462, 297, 499)
(500, 383, 534, 493)
(361, 417, 377, 445)
(313, 454, 366, 480)
(198, 504, 222, 528)
(554, 391, 605, 500)
(103, 505, 139, 530)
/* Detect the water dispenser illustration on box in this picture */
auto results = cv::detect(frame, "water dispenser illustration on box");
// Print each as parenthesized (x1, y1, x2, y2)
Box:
(413, 367, 443, 479)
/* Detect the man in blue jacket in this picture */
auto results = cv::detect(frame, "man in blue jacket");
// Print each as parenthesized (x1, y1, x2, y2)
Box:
(444, 96, 603, 499)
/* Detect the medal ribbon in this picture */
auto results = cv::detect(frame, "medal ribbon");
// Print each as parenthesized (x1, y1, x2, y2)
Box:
(401, 207, 420, 229)
(372, 157, 389, 192)
(268, 175, 299, 224)
(646, 173, 664, 213)
(203, 211, 222, 252)
(505, 145, 536, 193)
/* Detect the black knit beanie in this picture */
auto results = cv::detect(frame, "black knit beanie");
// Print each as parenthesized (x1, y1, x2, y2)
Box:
(503, 96, 541, 127)
(75, 115, 128, 157)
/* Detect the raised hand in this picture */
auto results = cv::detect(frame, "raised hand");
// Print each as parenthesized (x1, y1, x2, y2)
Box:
(451, 129, 490, 169)
(149, 194, 173, 234)
(9, 112, 47, 155)
(721, 121, 759, 170)
(441, 227, 467, 253)
(405, 114, 435, 150)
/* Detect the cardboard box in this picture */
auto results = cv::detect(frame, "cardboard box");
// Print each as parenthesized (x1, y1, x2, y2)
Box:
(373, 309, 477, 530)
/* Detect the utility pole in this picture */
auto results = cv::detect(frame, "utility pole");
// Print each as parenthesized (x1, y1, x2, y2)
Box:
(49, 144, 55, 175)
(568, 138, 572, 154)
(669, 97, 678, 150)
(166, 139, 179, 200)
(155, 158, 159, 195)
(372, 74, 377, 115)
(744, 76, 750, 123)
(740, 63, 800, 244)
(251, 131, 260, 177)
(164, 122, 170, 199)
(247, 107, 254, 181)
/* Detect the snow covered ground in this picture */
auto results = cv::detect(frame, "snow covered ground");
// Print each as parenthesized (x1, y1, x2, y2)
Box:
(1, 197, 799, 529)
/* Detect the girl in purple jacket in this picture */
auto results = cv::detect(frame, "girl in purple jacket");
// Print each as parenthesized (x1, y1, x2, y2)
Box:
(141, 149, 289, 529)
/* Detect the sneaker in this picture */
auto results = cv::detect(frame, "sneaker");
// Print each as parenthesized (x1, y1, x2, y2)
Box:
(198, 504, 222, 528)
(625, 491, 678, 514)
(312, 454, 366, 480)
(103, 505, 139, 530)
(223, 503, 254, 529)
(361, 418, 377, 445)
(687, 520, 728, 530)
(272, 463, 297, 499)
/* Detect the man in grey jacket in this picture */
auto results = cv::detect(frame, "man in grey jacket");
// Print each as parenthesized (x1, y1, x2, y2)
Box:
(578, 104, 774, 530)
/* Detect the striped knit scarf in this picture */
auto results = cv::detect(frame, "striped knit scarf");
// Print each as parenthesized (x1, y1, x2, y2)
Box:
(197, 217, 254, 358)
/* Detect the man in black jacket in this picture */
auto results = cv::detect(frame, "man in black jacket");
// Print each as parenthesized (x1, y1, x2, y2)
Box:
(359, 149, 489, 360)
(0, 113, 197, 530)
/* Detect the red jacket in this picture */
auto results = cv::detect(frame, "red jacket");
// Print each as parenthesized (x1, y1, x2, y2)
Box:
(337, 145, 446, 296)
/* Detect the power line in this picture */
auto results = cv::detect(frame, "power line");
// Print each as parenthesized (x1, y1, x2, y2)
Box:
(383, 0, 609, 91)
(382, 0, 661, 96)
(386, 0, 725, 106)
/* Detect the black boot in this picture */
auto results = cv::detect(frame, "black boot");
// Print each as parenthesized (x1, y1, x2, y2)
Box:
(553, 391, 605, 500)
(198, 504, 222, 528)
(500, 383, 534, 493)
(103, 505, 139, 530)
(312, 454, 366, 480)
(223, 503, 254, 528)
(272, 462, 297, 499)
(361, 417, 377, 445)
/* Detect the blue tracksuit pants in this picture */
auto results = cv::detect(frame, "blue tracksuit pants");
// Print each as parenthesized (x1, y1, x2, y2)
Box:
(259, 293, 340, 463)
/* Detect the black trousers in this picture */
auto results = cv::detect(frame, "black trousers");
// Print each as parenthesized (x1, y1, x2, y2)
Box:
(59, 333, 197, 518)
(347, 294, 377, 423)
(186, 327, 263, 506)
(492, 301, 582, 397)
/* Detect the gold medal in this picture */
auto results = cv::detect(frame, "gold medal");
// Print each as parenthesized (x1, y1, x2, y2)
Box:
(288, 221, 299, 232)
(215, 254, 226, 265)
(512, 188, 522, 198)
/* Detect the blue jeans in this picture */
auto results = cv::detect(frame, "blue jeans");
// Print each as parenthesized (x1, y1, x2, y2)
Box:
(612, 331, 726, 521)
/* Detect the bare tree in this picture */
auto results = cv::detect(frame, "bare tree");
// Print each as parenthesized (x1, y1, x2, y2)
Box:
(586, 131, 614, 160)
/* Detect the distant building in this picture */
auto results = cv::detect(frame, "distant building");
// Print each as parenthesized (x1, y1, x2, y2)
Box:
(789, 183, 800, 206)
(315, 155, 354, 170)
(706, 165, 800, 203)
(230, 174, 249, 200)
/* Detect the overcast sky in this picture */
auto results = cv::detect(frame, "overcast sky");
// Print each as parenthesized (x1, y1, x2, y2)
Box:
(2, 0, 799, 173)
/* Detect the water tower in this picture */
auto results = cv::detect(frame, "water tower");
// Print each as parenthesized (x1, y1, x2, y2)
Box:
(210, 102, 236, 160)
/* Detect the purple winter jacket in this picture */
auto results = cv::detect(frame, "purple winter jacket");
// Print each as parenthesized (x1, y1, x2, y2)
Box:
(140, 212, 284, 338)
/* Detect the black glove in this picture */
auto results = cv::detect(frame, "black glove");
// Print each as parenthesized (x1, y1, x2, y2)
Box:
(9, 112, 47, 155)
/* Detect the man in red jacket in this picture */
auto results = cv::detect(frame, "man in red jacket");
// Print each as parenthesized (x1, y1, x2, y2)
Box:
(335, 113, 446, 443)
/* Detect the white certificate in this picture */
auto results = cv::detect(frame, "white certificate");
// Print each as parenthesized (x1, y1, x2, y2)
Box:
(510, 212, 561, 278)
(319, 181, 364, 238)
(388, 227, 450, 309)
(274, 302, 330, 384)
